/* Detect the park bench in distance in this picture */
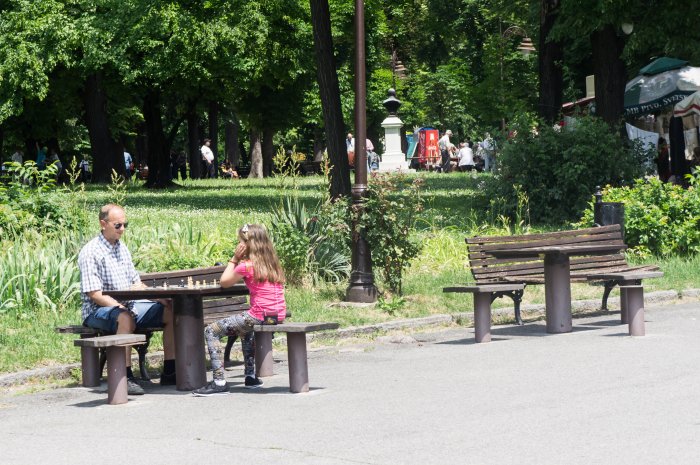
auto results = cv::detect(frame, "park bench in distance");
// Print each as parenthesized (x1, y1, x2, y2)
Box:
(444, 224, 661, 340)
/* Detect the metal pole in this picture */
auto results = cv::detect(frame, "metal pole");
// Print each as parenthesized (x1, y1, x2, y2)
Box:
(346, 0, 377, 303)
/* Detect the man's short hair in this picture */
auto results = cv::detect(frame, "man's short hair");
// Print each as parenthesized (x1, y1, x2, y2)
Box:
(99, 204, 123, 221)
(446, 130, 453, 135)
(203, 138, 211, 143)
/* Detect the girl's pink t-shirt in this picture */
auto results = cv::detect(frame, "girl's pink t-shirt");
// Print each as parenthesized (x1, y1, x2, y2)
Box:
(234, 261, 286, 322)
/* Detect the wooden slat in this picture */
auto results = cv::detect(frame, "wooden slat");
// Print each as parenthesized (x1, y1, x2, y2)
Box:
(473, 235, 625, 252)
(470, 253, 625, 268)
(466, 224, 620, 244)
(253, 322, 339, 333)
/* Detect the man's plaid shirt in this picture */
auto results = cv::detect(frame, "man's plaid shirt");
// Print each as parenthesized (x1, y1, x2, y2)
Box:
(78, 234, 140, 321)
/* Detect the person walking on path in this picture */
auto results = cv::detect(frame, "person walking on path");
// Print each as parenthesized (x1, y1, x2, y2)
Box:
(78, 204, 177, 394)
(201, 138, 216, 178)
(193, 224, 287, 396)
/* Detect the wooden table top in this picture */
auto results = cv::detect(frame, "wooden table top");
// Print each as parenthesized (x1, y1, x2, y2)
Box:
(107, 283, 248, 298)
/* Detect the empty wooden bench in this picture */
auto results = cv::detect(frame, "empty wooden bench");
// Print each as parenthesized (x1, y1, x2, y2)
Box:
(253, 322, 339, 393)
(58, 265, 250, 386)
(444, 224, 661, 340)
(74, 334, 146, 404)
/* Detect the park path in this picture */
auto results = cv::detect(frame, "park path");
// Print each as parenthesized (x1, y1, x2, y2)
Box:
(1, 301, 699, 465)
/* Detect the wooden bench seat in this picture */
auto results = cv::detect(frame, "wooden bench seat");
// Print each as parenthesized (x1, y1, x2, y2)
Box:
(74, 334, 146, 405)
(444, 224, 661, 340)
(252, 322, 339, 393)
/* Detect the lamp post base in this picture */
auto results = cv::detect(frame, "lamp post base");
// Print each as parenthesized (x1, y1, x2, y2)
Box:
(345, 283, 378, 303)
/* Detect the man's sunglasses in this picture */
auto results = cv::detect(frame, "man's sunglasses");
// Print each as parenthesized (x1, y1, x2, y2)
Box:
(112, 222, 129, 230)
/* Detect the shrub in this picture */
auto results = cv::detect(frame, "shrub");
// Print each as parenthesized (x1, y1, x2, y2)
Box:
(577, 174, 700, 256)
(357, 173, 424, 295)
(0, 161, 89, 239)
(497, 116, 646, 223)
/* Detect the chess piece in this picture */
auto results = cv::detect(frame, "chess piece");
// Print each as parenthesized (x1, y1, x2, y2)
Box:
(195, 280, 201, 287)
(180, 279, 185, 288)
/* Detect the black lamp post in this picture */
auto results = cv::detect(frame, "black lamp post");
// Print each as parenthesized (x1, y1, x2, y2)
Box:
(345, 0, 377, 303)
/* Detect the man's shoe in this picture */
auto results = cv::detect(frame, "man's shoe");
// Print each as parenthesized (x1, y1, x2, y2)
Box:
(192, 381, 229, 397)
(159, 371, 177, 386)
(127, 378, 145, 396)
(244, 376, 263, 389)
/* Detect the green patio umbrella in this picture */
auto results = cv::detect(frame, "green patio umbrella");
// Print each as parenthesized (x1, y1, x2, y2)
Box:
(639, 57, 688, 76)
(624, 65, 700, 116)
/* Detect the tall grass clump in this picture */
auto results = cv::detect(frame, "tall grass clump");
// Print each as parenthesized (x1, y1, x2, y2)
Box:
(0, 237, 83, 316)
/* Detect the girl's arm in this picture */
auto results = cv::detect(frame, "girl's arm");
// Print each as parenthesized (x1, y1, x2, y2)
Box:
(220, 242, 248, 288)
(220, 262, 244, 287)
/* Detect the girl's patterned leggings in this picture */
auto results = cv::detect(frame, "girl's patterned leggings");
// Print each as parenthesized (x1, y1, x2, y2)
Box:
(203, 312, 262, 381)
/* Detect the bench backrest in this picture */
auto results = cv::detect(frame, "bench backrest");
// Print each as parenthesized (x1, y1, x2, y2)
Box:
(466, 224, 628, 284)
(139, 265, 249, 324)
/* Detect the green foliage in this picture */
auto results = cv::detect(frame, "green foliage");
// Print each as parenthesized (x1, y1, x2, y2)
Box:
(497, 116, 646, 223)
(0, 236, 82, 316)
(128, 222, 223, 272)
(270, 196, 351, 286)
(577, 174, 700, 257)
(0, 161, 88, 240)
(358, 173, 424, 295)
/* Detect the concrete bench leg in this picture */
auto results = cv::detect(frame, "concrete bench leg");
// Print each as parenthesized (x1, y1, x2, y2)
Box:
(106, 346, 129, 405)
(623, 285, 645, 336)
(287, 332, 309, 393)
(474, 293, 492, 343)
(80, 345, 101, 387)
(255, 332, 274, 377)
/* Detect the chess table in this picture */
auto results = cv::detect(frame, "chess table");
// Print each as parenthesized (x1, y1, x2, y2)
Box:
(107, 283, 248, 391)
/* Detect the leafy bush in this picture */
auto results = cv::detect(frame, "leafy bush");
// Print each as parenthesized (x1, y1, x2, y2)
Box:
(577, 174, 700, 256)
(0, 161, 89, 239)
(358, 173, 424, 295)
(497, 116, 646, 223)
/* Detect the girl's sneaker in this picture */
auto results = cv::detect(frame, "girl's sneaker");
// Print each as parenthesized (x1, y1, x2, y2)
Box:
(192, 380, 229, 396)
(244, 376, 263, 389)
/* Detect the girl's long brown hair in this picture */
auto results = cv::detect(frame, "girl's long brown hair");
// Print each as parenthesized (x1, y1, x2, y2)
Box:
(239, 224, 285, 284)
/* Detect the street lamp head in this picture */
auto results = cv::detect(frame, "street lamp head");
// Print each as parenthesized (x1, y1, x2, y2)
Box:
(517, 37, 536, 55)
(621, 22, 634, 35)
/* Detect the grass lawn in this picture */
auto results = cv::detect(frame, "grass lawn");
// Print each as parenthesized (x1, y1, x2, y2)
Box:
(1, 172, 698, 374)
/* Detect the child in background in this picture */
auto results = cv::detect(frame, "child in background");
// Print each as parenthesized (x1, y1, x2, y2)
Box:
(193, 224, 287, 396)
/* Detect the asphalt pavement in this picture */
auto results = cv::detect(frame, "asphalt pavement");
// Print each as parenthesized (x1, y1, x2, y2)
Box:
(1, 301, 699, 465)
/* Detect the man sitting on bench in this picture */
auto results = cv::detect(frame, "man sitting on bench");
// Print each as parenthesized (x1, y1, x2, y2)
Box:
(78, 203, 176, 394)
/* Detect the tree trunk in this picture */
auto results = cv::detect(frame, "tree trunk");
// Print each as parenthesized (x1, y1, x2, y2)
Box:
(249, 129, 263, 178)
(309, 0, 352, 198)
(225, 117, 241, 166)
(538, 0, 564, 123)
(83, 72, 123, 183)
(208, 101, 219, 177)
(262, 127, 275, 176)
(135, 123, 147, 168)
(313, 125, 325, 162)
(591, 24, 626, 126)
(142, 89, 171, 188)
(187, 104, 201, 179)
